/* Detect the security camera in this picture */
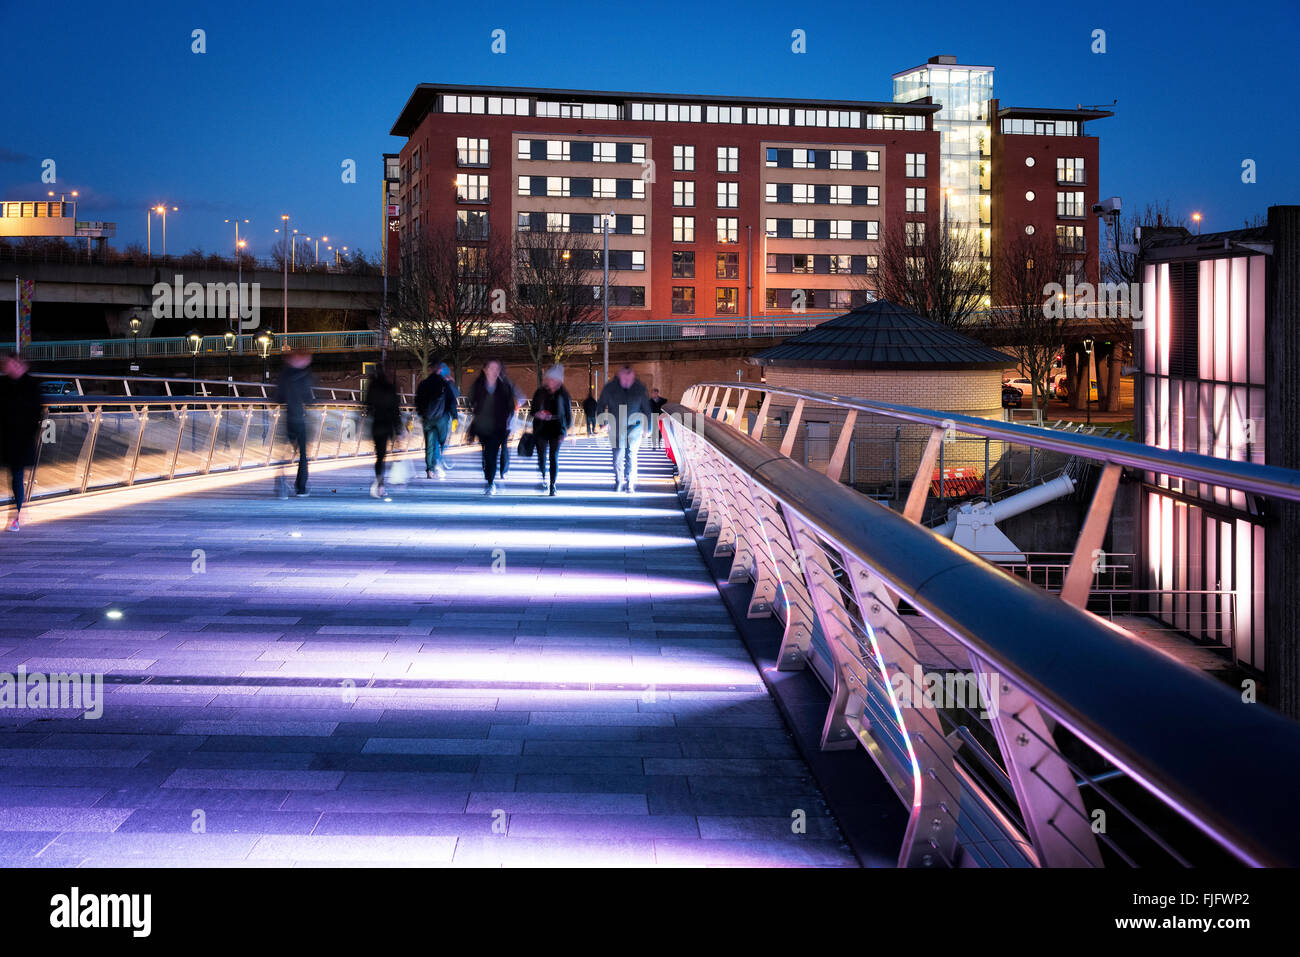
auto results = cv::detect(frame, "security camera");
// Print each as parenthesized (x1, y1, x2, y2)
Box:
(1092, 196, 1121, 217)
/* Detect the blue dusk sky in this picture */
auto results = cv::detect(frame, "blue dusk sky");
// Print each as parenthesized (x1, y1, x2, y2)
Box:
(3, 0, 1297, 258)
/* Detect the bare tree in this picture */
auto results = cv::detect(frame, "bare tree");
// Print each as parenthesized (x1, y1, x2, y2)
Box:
(862, 218, 987, 330)
(388, 224, 506, 380)
(990, 230, 1085, 413)
(510, 229, 609, 388)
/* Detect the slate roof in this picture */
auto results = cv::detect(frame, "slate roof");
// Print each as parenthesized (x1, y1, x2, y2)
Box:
(753, 300, 1014, 370)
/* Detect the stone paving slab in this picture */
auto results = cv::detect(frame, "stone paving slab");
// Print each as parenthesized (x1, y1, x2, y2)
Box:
(0, 443, 857, 867)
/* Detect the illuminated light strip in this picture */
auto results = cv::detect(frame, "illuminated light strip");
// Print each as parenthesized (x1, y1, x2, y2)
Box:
(18, 449, 434, 524)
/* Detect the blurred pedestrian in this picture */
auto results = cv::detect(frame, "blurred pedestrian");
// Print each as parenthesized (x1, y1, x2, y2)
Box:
(582, 392, 598, 436)
(366, 367, 402, 498)
(649, 388, 668, 415)
(0, 353, 43, 531)
(416, 361, 458, 479)
(468, 359, 517, 495)
(275, 349, 314, 498)
(597, 364, 652, 493)
(530, 365, 572, 496)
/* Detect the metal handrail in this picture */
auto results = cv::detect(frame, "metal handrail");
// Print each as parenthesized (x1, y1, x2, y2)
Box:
(663, 395, 1300, 867)
(689, 381, 1300, 503)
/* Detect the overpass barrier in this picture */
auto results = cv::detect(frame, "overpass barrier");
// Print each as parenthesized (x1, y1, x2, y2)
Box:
(662, 382, 1300, 868)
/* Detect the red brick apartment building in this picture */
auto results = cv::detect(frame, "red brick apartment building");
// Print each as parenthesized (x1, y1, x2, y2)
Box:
(386, 59, 1108, 322)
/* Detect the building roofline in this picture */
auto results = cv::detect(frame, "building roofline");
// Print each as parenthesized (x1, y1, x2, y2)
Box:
(996, 105, 1114, 121)
(891, 62, 996, 78)
(390, 83, 941, 137)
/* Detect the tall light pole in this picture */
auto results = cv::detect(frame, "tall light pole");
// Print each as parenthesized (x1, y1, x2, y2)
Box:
(602, 211, 612, 386)
(225, 218, 249, 355)
(280, 213, 289, 338)
(1192, 211, 1202, 235)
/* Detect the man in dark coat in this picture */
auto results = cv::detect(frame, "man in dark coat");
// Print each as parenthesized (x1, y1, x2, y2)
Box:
(0, 353, 43, 531)
(275, 349, 315, 497)
(468, 359, 517, 495)
(597, 364, 653, 493)
(582, 393, 598, 436)
(366, 368, 403, 498)
(415, 361, 458, 479)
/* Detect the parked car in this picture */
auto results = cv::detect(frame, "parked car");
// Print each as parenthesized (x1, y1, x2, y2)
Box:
(1001, 384, 1022, 408)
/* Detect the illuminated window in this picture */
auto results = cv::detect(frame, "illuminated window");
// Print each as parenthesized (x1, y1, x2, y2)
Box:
(906, 221, 925, 246)
(717, 146, 738, 172)
(717, 182, 738, 208)
(673, 216, 695, 242)
(717, 217, 739, 243)
(457, 175, 489, 202)
(1057, 157, 1085, 184)
(672, 286, 695, 314)
(715, 288, 739, 314)
(1057, 191, 1085, 217)
(905, 153, 926, 178)
(673, 181, 695, 207)
(672, 250, 695, 277)
(906, 187, 926, 213)
(673, 145, 695, 171)
(716, 252, 739, 279)
(456, 137, 488, 166)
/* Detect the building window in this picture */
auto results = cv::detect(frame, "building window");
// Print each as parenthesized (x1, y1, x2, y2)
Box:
(717, 217, 739, 243)
(717, 146, 738, 173)
(717, 182, 738, 208)
(1056, 224, 1085, 252)
(906, 221, 925, 246)
(673, 181, 695, 207)
(716, 252, 739, 279)
(905, 153, 926, 178)
(715, 288, 739, 315)
(673, 145, 695, 171)
(1058, 157, 1085, 184)
(672, 286, 695, 314)
(456, 209, 489, 240)
(457, 174, 488, 203)
(456, 137, 489, 166)
(905, 187, 926, 213)
(672, 250, 695, 277)
(1057, 190, 1085, 218)
(673, 216, 695, 242)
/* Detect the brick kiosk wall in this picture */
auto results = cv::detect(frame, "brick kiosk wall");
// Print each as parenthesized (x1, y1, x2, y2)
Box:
(760, 366, 1005, 485)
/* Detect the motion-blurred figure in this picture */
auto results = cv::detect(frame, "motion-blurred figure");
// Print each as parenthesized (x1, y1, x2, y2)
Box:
(366, 367, 402, 498)
(275, 349, 315, 498)
(582, 392, 598, 436)
(530, 365, 572, 496)
(597, 364, 652, 494)
(0, 353, 42, 531)
(416, 361, 458, 479)
(468, 359, 518, 495)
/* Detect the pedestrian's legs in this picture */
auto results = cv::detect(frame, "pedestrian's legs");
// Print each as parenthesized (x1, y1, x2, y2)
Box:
(499, 440, 510, 478)
(375, 435, 388, 482)
(423, 423, 437, 472)
(432, 416, 451, 468)
(611, 443, 625, 489)
(547, 437, 559, 486)
(626, 434, 642, 489)
(481, 436, 499, 483)
(294, 426, 309, 494)
(586, 416, 595, 436)
(10, 465, 24, 513)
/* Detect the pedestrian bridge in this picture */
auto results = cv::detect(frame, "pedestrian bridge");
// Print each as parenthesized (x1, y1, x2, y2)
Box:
(2, 377, 1300, 868)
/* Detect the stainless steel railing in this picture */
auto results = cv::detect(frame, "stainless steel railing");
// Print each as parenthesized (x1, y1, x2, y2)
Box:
(664, 384, 1300, 868)
(6, 378, 452, 507)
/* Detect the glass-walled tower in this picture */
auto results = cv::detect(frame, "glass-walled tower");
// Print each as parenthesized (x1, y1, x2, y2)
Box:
(893, 56, 993, 266)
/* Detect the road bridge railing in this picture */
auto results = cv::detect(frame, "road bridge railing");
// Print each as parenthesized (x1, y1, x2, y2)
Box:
(662, 383, 1300, 868)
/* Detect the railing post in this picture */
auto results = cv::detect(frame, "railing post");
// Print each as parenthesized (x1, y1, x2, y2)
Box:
(903, 424, 948, 522)
(124, 408, 148, 486)
(751, 391, 772, 444)
(78, 408, 103, 494)
(1060, 462, 1123, 609)
(825, 410, 858, 482)
(732, 389, 750, 434)
(778, 398, 805, 457)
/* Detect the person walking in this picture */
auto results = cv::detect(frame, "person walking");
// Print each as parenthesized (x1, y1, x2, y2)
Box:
(582, 392, 598, 436)
(366, 368, 402, 498)
(649, 388, 668, 415)
(415, 361, 458, 479)
(0, 353, 43, 531)
(597, 364, 652, 494)
(275, 349, 315, 498)
(468, 359, 517, 495)
(530, 365, 572, 496)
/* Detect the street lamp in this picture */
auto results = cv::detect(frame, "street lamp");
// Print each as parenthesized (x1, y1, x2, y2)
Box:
(1192, 211, 1202, 234)
(257, 331, 272, 380)
(223, 329, 236, 392)
(129, 315, 141, 361)
(1082, 336, 1095, 425)
(146, 205, 177, 263)
(280, 213, 290, 337)
(188, 330, 202, 383)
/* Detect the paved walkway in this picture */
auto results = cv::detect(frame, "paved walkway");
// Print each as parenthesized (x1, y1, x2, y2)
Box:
(0, 437, 857, 867)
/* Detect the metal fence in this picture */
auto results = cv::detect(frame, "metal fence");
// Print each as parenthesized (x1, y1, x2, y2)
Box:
(666, 382, 1300, 867)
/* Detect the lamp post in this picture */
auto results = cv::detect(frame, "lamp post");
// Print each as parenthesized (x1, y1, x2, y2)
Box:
(1083, 336, 1095, 425)
(280, 214, 289, 338)
(223, 330, 237, 395)
(188, 331, 202, 384)
(129, 315, 141, 362)
(257, 331, 272, 380)
(147, 205, 177, 263)
(1192, 211, 1202, 235)
(225, 218, 249, 356)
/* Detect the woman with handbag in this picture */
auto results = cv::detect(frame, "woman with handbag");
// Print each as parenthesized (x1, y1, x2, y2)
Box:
(468, 359, 518, 495)
(530, 365, 572, 496)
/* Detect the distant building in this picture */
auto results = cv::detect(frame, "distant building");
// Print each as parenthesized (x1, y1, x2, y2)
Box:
(0, 197, 115, 252)
(384, 59, 1107, 322)
(1134, 206, 1299, 706)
